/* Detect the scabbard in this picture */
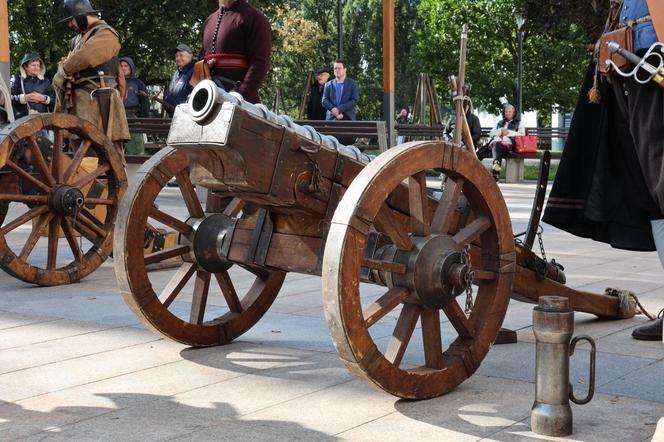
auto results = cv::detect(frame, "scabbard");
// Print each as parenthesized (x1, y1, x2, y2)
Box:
(95, 91, 112, 136)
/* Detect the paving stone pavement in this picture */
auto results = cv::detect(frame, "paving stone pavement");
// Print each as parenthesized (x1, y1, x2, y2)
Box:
(0, 181, 663, 441)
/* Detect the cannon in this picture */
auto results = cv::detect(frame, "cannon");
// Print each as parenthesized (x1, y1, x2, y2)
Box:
(113, 80, 635, 400)
(0, 113, 126, 285)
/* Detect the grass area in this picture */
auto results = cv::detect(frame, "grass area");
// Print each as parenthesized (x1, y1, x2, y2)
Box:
(521, 163, 559, 181)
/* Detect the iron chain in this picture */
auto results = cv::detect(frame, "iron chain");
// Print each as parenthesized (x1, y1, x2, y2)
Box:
(537, 225, 547, 262)
(461, 244, 475, 315)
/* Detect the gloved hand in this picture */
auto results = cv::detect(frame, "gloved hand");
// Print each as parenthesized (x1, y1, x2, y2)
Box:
(52, 63, 69, 89)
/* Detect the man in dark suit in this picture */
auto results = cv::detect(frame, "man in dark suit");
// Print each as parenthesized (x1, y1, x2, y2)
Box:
(322, 59, 359, 120)
(307, 68, 329, 120)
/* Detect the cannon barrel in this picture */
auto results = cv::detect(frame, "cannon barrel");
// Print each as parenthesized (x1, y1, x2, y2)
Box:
(187, 80, 372, 163)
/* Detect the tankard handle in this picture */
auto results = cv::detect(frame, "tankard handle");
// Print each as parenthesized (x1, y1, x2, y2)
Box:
(568, 334, 596, 405)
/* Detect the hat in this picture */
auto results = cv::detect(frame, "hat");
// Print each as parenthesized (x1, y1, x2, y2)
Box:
(174, 44, 193, 55)
(315, 68, 329, 76)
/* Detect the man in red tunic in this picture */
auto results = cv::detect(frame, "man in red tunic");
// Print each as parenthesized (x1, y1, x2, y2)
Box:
(200, 0, 272, 104)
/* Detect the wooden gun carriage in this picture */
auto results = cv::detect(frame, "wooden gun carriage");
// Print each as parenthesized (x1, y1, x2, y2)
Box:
(0, 113, 126, 285)
(112, 80, 635, 399)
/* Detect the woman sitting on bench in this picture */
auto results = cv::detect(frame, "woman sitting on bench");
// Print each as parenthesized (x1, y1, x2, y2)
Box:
(489, 104, 525, 181)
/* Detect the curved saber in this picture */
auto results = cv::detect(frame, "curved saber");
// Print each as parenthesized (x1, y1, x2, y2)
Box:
(605, 41, 664, 85)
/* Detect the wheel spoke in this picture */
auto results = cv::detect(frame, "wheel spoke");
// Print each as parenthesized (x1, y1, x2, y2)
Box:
(0, 194, 48, 204)
(47, 216, 60, 270)
(84, 198, 115, 206)
(51, 130, 65, 183)
(452, 216, 491, 246)
(190, 270, 211, 325)
(70, 164, 110, 190)
(408, 171, 430, 236)
(360, 258, 407, 275)
(223, 198, 244, 217)
(385, 303, 420, 367)
(0, 205, 49, 236)
(421, 308, 444, 369)
(473, 269, 497, 281)
(144, 245, 190, 266)
(215, 271, 243, 313)
(442, 301, 476, 339)
(374, 204, 414, 251)
(176, 171, 204, 218)
(19, 213, 53, 260)
(158, 262, 197, 308)
(431, 177, 465, 234)
(240, 264, 270, 279)
(73, 211, 107, 239)
(363, 287, 410, 327)
(150, 206, 192, 235)
(60, 217, 84, 262)
(64, 140, 92, 183)
(28, 135, 55, 187)
(5, 160, 51, 193)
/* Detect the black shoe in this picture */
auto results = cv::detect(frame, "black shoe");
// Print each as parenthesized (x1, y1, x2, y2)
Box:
(632, 317, 663, 341)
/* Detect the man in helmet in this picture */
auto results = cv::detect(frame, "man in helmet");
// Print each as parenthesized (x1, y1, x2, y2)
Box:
(53, 0, 129, 156)
(199, 0, 272, 104)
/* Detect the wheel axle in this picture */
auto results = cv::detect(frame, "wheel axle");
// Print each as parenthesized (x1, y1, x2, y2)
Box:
(49, 185, 84, 216)
(384, 234, 470, 309)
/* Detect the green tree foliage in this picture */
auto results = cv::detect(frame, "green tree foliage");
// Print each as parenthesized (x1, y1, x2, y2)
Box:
(9, 0, 221, 83)
(418, 0, 589, 118)
(7, 0, 593, 120)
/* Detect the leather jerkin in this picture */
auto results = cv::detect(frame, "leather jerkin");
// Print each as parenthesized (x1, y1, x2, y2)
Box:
(647, 0, 664, 41)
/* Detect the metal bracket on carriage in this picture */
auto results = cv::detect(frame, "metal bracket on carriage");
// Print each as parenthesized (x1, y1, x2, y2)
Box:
(245, 208, 274, 268)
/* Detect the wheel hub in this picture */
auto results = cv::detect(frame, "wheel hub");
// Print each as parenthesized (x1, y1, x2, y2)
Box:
(188, 213, 236, 273)
(388, 235, 470, 309)
(49, 185, 84, 216)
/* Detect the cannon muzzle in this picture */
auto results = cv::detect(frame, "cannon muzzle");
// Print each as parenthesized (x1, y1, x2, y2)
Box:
(185, 80, 371, 162)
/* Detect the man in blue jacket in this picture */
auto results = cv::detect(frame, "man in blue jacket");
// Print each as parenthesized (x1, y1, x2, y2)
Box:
(322, 59, 359, 121)
(165, 44, 195, 116)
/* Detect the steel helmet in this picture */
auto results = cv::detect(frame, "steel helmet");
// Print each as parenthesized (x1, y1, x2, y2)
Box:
(60, 0, 101, 31)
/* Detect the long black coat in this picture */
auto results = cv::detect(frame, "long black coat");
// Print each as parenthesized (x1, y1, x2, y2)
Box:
(542, 62, 660, 251)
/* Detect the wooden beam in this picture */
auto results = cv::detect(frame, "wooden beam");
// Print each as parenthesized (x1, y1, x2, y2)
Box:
(0, 0, 8, 86)
(383, 0, 395, 147)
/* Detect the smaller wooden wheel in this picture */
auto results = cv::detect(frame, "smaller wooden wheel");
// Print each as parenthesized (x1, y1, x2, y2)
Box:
(114, 147, 285, 347)
(323, 141, 516, 399)
(0, 114, 125, 286)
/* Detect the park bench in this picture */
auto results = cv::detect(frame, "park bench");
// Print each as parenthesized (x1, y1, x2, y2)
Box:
(295, 120, 389, 152)
(395, 123, 447, 140)
(526, 127, 569, 150)
(126, 117, 171, 155)
(128, 117, 389, 154)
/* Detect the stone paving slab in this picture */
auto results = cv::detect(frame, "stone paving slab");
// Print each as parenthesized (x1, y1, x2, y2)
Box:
(0, 182, 663, 441)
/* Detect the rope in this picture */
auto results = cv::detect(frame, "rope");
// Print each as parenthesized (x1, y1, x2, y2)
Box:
(604, 288, 657, 320)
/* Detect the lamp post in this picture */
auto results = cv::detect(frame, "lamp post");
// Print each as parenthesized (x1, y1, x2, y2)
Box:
(337, 0, 344, 59)
(516, 14, 525, 115)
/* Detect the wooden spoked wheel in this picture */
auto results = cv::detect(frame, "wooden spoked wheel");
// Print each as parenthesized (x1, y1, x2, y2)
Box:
(0, 114, 125, 286)
(323, 141, 515, 399)
(114, 147, 286, 347)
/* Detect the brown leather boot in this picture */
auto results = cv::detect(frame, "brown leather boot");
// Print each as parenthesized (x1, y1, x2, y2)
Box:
(631, 317, 663, 341)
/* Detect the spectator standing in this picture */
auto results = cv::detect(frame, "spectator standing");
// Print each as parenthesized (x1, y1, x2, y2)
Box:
(322, 59, 359, 121)
(165, 44, 195, 116)
(119, 57, 149, 154)
(10, 53, 54, 119)
(396, 108, 409, 124)
(307, 68, 329, 120)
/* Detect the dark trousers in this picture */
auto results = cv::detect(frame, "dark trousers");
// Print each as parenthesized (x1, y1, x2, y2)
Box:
(611, 76, 664, 212)
(491, 141, 513, 165)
